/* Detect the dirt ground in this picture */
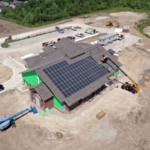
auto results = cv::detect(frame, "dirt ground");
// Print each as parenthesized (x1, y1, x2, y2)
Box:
(1, 11, 150, 150)
(10, 52, 26, 66)
(0, 62, 13, 84)
(143, 26, 150, 36)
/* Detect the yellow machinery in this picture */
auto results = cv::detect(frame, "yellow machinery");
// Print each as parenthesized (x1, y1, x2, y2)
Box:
(96, 110, 106, 120)
(106, 20, 120, 27)
(5, 35, 12, 42)
(101, 55, 140, 94)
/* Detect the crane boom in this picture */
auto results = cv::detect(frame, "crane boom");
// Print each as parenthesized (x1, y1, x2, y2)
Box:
(101, 55, 140, 93)
(0, 108, 29, 124)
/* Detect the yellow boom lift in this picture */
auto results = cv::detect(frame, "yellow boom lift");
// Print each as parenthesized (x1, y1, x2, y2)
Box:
(106, 20, 120, 27)
(101, 55, 140, 94)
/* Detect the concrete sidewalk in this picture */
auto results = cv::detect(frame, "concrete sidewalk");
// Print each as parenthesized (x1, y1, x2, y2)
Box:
(0, 55, 26, 93)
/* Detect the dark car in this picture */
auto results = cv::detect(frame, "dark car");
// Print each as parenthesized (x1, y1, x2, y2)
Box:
(58, 29, 64, 33)
(57, 38, 61, 41)
(0, 84, 4, 91)
(66, 36, 75, 40)
(108, 49, 116, 55)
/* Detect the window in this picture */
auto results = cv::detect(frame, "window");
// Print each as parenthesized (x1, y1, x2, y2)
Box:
(29, 83, 32, 87)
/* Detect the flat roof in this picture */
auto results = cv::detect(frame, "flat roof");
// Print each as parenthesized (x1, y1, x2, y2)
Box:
(99, 33, 116, 40)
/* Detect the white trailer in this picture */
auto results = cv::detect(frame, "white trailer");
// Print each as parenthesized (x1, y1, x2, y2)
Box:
(98, 33, 117, 46)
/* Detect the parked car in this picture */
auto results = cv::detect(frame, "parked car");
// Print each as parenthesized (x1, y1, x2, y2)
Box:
(108, 49, 116, 55)
(75, 33, 84, 38)
(70, 26, 77, 31)
(42, 41, 55, 47)
(66, 36, 75, 40)
(57, 38, 61, 41)
(0, 84, 4, 91)
(58, 29, 64, 33)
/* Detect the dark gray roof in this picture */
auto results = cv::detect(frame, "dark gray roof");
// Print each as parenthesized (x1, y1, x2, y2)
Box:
(24, 38, 121, 106)
(30, 83, 53, 100)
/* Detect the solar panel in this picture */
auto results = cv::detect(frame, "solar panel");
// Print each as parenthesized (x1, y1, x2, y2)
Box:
(43, 56, 109, 98)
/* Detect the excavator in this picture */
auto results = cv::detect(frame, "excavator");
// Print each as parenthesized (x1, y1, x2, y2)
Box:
(101, 54, 140, 94)
(106, 20, 120, 27)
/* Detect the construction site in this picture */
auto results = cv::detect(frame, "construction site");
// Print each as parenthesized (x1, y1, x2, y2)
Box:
(0, 11, 150, 150)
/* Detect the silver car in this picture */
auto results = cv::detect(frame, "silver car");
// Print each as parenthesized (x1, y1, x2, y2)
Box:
(70, 26, 77, 31)
(75, 33, 84, 38)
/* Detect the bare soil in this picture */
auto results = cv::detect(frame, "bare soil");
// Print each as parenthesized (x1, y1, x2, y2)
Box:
(0, 62, 13, 84)
(10, 52, 26, 66)
(143, 26, 150, 36)
(1, 11, 150, 150)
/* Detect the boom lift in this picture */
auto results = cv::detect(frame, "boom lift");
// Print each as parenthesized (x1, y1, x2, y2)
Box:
(106, 20, 120, 27)
(0, 106, 37, 132)
(101, 55, 140, 94)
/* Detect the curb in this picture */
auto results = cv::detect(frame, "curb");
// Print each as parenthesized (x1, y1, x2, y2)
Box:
(9, 55, 27, 70)
(0, 60, 15, 85)
(75, 33, 99, 42)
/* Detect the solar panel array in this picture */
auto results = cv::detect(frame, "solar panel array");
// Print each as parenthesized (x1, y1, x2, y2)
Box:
(43, 56, 108, 98)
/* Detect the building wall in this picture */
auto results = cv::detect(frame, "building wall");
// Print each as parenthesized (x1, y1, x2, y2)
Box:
(30, 88, 53, 111)
(43, 98, 53, 110)
(22, 71, 44, 87)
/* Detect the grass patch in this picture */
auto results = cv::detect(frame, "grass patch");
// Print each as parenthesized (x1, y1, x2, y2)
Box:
(79, 15, 90, 19)
(134, 15, 150, 38)
(1, 42, 10, 48)
(85, 22, 93, 25)
(76, 26, 81, 29)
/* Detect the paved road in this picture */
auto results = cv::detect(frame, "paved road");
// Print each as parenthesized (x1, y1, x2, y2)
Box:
(0, 54, 25, 93)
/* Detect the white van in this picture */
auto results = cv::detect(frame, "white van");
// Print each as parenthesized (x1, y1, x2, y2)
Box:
(85, 28, 96, 34)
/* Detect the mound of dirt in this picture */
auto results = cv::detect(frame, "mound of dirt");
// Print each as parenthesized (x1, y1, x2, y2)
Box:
(0, 19, 30, 38)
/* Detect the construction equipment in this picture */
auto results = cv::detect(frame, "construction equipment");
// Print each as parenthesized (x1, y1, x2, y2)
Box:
(96, 110, 106, 120)
(106, 20, 120, 27)
(0, 106, 37, 132)
(101, 55, 140, 94)
(5, 35, 12, 42)
(42, 41, 55, 48)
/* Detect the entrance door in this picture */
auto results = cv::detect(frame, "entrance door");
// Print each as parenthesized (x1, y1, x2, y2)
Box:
(35, 96, 41, 108)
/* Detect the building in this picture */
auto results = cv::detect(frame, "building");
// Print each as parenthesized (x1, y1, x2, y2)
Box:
(122, 26, 129, 32)
(97, 33, 117, 46)
(22, 38, 121, 112)
(0, 1, 9, 8)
